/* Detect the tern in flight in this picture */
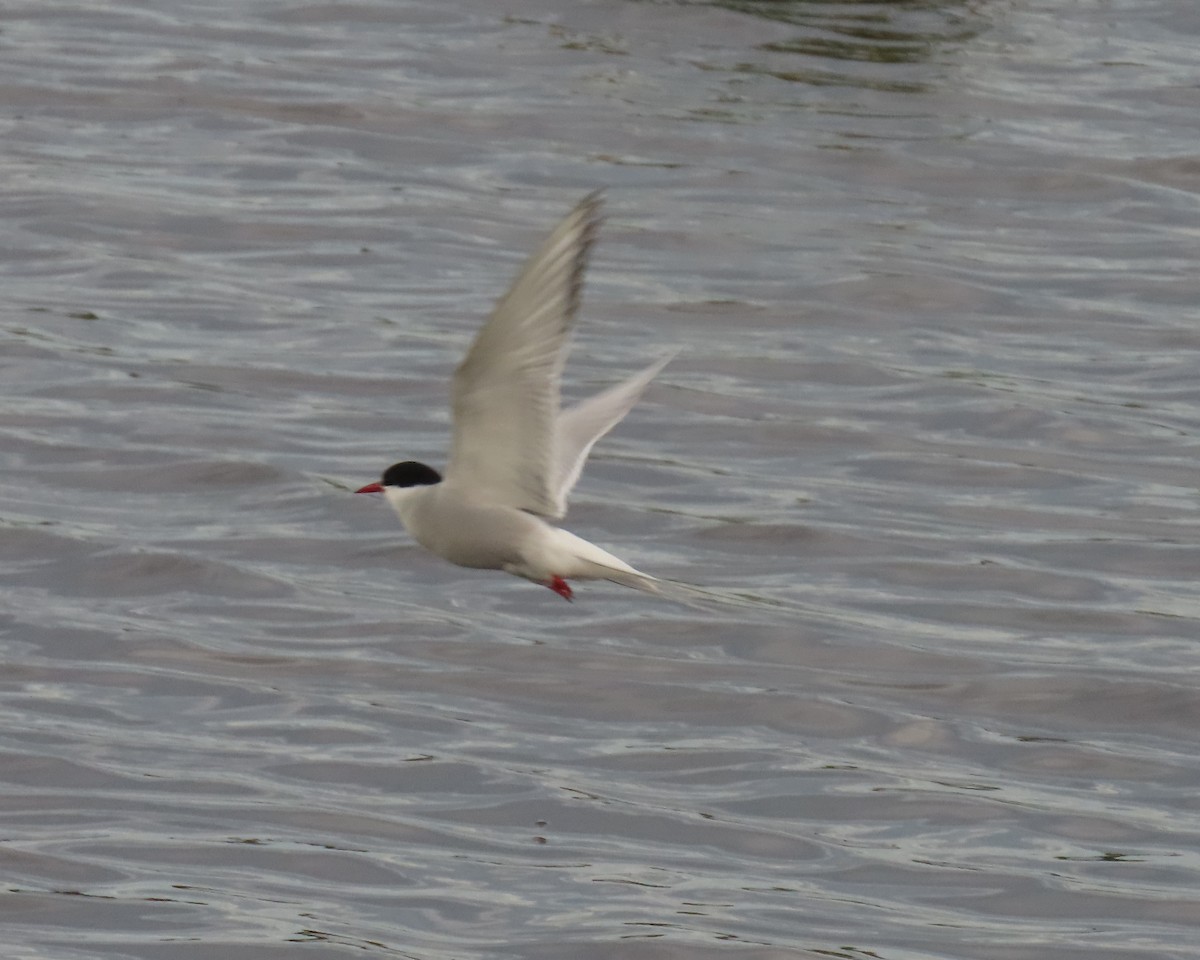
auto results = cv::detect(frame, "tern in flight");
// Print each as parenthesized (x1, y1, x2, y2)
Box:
(355, 192, 673, 601)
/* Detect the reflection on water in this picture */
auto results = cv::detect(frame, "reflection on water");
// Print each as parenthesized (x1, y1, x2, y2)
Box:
(693, 0, 989, 91)
(655, 0, 996, 118)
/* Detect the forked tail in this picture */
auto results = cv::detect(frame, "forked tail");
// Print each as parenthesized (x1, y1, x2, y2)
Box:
(580, 561, 663, 596)
(553, 529, 767, 611)
(585, 560, 782, 614)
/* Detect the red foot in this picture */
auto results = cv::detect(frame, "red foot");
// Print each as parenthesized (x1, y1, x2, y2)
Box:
(547, 575, 574, 601)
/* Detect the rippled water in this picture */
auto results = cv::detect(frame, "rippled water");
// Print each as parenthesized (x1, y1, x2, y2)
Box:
(3, 1, 1200, 957)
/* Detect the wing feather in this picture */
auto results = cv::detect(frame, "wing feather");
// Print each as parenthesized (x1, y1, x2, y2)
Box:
(445, 192, 603, 517)
(552, 353, 676, 513)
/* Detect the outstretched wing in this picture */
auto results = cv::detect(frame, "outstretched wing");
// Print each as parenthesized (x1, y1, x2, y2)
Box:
(551, 353, 676, 513)
(445, 192, 603, 517)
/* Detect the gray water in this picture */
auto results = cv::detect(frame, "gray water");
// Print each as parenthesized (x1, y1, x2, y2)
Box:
(3, 1, 1199, 958)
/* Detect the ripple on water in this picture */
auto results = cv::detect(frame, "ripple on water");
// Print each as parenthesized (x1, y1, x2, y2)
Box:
(2, 0, 1200, 957)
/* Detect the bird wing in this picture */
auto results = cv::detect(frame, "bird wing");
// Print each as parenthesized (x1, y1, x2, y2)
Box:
(445, 191, 603, 518)
(552, 353, 676, 512)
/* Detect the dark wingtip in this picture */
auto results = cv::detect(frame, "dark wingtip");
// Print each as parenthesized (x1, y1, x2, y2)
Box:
(566, 192, 605, 328)
(578, 187, 605, 210)
(580, 190, 605, 235)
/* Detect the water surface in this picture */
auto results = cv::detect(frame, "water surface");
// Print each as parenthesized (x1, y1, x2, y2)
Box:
(2, 1, 1199, 958)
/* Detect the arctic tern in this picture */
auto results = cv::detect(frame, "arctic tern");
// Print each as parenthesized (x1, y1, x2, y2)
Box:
(355, 192, 672, 601)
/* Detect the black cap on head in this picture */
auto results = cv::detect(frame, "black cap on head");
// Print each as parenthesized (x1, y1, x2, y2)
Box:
(381, 461, 442, 488)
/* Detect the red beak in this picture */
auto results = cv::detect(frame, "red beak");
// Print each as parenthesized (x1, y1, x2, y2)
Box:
(355, 482, 384, 494)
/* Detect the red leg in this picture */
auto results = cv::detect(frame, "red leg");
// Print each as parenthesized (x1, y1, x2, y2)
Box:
(547, 575, 573, 601)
